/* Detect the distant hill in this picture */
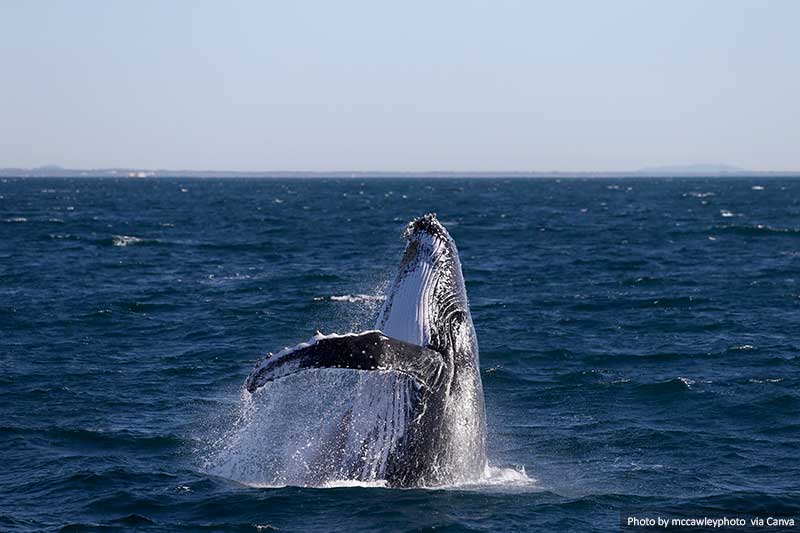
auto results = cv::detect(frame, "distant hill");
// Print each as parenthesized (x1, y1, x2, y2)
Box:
(638, 164, 746, 175)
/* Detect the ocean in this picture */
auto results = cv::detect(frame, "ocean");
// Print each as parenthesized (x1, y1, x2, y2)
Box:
(1, 177, 799, 531)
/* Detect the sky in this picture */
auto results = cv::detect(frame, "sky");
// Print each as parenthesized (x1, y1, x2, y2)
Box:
(1, 1, 798, 172)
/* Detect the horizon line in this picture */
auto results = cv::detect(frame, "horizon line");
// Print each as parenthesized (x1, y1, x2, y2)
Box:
(2, 165, 800, 178)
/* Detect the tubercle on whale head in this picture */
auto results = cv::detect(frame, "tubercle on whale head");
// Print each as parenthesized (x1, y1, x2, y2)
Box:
(400, 213, 459, 273)
(404, 213, 452, 245)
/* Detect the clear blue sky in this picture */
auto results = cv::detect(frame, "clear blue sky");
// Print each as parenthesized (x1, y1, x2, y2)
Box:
(1, 1, 798, 171)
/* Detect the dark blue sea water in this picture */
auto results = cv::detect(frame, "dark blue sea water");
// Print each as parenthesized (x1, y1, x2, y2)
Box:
(2, 177, 799, 532)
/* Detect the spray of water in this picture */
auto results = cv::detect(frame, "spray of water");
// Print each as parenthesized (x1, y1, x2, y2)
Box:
(201, 335, 534, 489)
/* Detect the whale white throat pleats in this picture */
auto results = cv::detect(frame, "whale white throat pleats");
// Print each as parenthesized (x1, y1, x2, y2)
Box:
(342, 371, 417, 480)
(376, 226, 452, 348)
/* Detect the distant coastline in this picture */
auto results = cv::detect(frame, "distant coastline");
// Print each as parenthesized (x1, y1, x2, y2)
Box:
(1, 165, 798, 178)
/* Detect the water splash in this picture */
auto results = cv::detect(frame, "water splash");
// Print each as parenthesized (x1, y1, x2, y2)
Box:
(204, 369, 415, 487)
(313, 294, 386, 304)
(202, 369, 534, 490)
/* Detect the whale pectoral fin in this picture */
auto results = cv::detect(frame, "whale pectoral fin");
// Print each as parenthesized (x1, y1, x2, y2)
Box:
(245, 331, 445, 393)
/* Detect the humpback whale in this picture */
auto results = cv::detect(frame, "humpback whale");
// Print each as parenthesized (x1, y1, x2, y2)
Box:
(245, 213, 487, 487)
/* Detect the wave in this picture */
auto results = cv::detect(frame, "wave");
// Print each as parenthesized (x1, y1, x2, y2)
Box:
(0, 425, 182, 451)
(624, 275, 664, 286)
(570, 295, 708, 312)
(202, 272, 252, 284)
(580, 344, 775, 366)
(121, 301, 179, 313)
(544, 370, 706, 393)
(680, 491, 800, 514)
(194, 241, 283, 253)
(314, 294, 386, 303)
(716, 224, 800, 237)
(48, 233, 82, 241)
(112, 235, 144, 246)
(748, 377, 784, 384)
(88, 235, 165, 247)
(730, 344, 755, 351)
(107, 514, 157, 526)
(634, 377, 695, 396)
(238, 465, 535, 491)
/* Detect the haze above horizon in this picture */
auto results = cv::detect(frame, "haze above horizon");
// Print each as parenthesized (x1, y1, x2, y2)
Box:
(1, 1, 798, 172)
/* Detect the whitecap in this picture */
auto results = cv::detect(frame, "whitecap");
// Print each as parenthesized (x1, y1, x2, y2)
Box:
(112, 235, 144, 247)
(751, 185, 765, 191)
(203, 272, 251, 284)
(4, 217, 27, 223)
(720, 210, 735, 218)
(731, 344, 755, 351)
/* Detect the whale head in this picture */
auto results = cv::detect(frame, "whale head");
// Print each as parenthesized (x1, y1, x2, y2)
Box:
(376, 213, 478, 370)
